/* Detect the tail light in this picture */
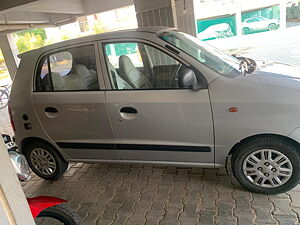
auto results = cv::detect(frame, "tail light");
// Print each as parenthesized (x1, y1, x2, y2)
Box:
(8, 101, 16, 131)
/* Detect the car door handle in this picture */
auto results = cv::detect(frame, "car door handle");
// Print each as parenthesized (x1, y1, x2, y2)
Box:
(120, 107, 137, 114)
(45, 107, 58, 113)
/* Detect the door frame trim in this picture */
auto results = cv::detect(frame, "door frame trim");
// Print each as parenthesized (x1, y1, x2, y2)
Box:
(68, 158, 221, 168)
(57, 142, 211, 152)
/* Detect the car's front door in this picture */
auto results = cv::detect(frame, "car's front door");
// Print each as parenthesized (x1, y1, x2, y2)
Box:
(100, 40, 214, 164)
(32, 43, 118, 160)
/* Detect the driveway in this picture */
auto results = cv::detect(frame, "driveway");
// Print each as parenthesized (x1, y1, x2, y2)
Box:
(23, 163, 300, 225)
(208, 24, 300, 68)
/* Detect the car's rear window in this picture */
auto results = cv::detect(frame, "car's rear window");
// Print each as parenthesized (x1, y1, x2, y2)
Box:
(35, 45, 100, 92)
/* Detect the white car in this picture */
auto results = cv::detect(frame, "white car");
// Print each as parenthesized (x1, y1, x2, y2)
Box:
(197, 23, 233, 40)
(10, 27, 300, 194)
(242, 16, 279, 34)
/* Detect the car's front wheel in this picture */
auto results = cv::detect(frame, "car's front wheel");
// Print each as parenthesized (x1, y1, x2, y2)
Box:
(268, 23, 277, 31)
(232, 136, 300, 194)
(24, 141, 68, 180)
(242, 27, 250, 35)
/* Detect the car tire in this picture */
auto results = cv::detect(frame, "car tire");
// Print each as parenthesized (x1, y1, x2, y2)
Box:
(24, 141, 68, 180)
(268, 23, 277, 31)
(232, 136, 300, 194)
(242, 28, 250, 35)
(36, 203, 82, 225)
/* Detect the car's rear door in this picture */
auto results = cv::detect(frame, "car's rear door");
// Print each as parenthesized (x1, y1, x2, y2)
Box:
(99, 39, 214, 164)
(32, 42, 118, 160)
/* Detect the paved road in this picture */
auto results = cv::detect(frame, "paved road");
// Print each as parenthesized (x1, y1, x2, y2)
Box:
(208, 25, 300, 68)
(23, 163, 300, 225)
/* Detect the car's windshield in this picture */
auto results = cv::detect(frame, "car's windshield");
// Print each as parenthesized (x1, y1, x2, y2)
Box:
(158, 30, 241, 78)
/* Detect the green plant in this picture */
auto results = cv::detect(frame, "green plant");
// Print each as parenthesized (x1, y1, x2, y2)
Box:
(15, 33, 45, 53)
(92, 21, 104, 34)
(15, 28, 46, 40)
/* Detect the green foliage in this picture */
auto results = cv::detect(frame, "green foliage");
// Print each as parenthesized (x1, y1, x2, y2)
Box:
(13, 28, 47, 53)
(286, 5, 300, 21)
(15, 32, 45, 53)
(92, 22, 104, 34)
(15, 28, 46, 40)
(0, 50, 4, 63)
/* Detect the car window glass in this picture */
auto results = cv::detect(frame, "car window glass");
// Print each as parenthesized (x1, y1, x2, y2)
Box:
(36, 45, 100, 92)
(159, 31, 241, 78)
(105, 43, 143, 69)
(104, 42, 190, 90)
(36, 57, 52, 92)
(49, 52, 72, 77)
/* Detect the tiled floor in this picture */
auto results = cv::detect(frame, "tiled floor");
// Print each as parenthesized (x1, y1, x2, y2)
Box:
(23, 163, 300, 225)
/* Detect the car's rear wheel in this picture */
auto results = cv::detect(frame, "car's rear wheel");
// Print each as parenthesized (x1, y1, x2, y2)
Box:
(268, 23, 277, 31)
(232, 136, 300, 194)
(24, 141, 68, 180)
(242, 28, 250, 35)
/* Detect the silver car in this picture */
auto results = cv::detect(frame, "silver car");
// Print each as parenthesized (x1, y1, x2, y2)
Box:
(10, 27, 300, 194)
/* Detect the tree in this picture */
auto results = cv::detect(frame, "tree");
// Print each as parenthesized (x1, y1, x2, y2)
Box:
(15, 28, 46, 40)
(15, 33, 45, 53)
(92, 21, 105, 34)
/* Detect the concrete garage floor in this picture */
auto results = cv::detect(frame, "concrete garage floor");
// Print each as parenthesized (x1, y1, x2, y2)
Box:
(23, 163, 300, 225)
(1, 108, 300, 225)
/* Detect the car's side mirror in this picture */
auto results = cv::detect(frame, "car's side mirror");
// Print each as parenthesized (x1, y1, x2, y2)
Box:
(178, 68, 202, 90)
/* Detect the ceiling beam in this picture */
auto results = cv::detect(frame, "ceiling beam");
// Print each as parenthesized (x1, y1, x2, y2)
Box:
(0, 11, 77, 25)
(0, 0, 38, 11)
(82, 0, 133, 15)
(9, 0, 84, 14)
(0, 11, 50, 24)
(1, 0, 84, 14)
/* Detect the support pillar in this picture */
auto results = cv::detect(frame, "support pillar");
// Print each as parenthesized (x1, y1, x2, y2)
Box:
(133, 0, 197, 36)
(133, 0, 178, 28)
(0, 33, 20, 80)
(235, 0, 242, 36)
(0, 140, 35, 225)
(175, 0, 197, 36)
(280, 1, 286, 30)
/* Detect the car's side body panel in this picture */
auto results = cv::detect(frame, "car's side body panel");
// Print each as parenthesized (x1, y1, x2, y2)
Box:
(105, 89, 214, 163)
(10, 27, 300, 168)
(209, 74, 300, 164)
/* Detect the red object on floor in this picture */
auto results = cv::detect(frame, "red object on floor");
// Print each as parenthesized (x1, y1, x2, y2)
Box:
(27, 196, 66, 218)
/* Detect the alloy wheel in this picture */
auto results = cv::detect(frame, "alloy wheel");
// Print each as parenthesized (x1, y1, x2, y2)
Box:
(242, 149, 292, 188)
(30, 148, 57, 176)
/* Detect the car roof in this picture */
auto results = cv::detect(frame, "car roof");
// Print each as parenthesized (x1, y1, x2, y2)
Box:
(18, 26, 173, 58)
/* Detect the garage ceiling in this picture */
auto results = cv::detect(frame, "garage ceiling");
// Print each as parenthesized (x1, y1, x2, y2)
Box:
(0, 0, 133, 33)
